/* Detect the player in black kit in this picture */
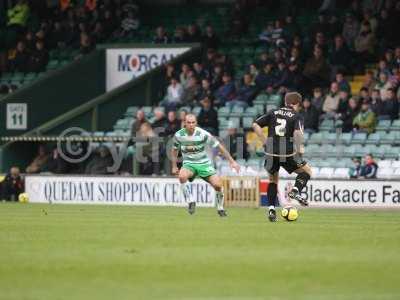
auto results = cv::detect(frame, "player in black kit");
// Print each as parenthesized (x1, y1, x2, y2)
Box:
(252, 92, 312, 222)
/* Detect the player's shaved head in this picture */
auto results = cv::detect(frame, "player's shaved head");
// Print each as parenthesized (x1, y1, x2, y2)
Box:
(185, 114, 197, 133)
(285, 92, 302, 106)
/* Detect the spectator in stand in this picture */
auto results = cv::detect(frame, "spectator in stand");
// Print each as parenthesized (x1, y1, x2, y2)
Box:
(376, 59, 391, 77)
(165, 63, 178, 82)
(258, 22, 274, 45)
(210, 64, 223, 90)
(354, 21, 376, 69)
(380, 88, 399, 120)
(285, 15, 300, 39)
(328, 14, 342, 38)
(75, 33, 94, 59)
(248, 64, 259, 82)
(377, 9, 397, 49)
(223, 124, 248, 160)
(49, 21, 66, 49)
(24, 30, 35, 51)
(173, 27, 186, 43)
(322, 81, 340, 117)
(186, 24, 201, 43)
(310, 12, 330, 39)
(178, 109, 187, 128)
(255, 62, 275, 93)
(375, 72, 392, 100)
(92, 22, 106, 43)
(202, 25, 219, 50)
(301, 97, 319, 133)
(197, 78, 214, 102)
(193, 62, 208, 80)
(384, 50, 396, 69)
(151, 107, 167, 133)
(28, 40, 49, 72)
(341, 97, 360, 132)
(362, 71, 377, 94)
(353, 100, 376, 133)
(335, 71, 351, 93)
(118, 10, 139, 37)
(162, 77, 184, 110)
(283, 61, 304, 92)
(329, 35, 353, 76)
(214, 72, 236, 106)
(360, 154, 378, 179)
(394, 47, 400, 67)
(131, 110, 148, 135)
(271, 19, 286, 47)
(274, 61, 289, 91)
(26, 145, 51, 174)
(337, 89, 350, 117)
(153, 26, 169, 44)
(313, 31, 328, 55)
(182, 76, 200, 107)
(179, 63, 191, 88)
(229, 2, 248, 37)
(85, 146, 113, 174)
(227, 73, 257, 108)
(0, 167, 24, 201)
(202, 48, 217, 75)
(303, 46, 330, 90)
(288, 46, 303, 67)
(136, 122, 159, 175)
(256, 52, 271, 69)
(370, 89, 383, 116)
(342, 12, 359, 49)
(311, 87, 324, 113)
(349, 157, 362, 178)
(197, 96, 218, 135)
(165, 110, 181, 137)
(10, 41, 29, 72)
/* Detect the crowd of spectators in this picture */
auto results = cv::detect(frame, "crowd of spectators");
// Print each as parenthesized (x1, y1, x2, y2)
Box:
(0, 0, 139, 95)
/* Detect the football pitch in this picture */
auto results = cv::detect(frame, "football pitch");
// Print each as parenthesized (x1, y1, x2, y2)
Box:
(1, 203, 399, 300)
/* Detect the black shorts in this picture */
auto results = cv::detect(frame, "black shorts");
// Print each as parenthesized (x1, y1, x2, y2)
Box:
(264, 155, 306, 174)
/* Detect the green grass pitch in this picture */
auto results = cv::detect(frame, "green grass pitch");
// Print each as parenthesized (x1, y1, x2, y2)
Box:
(1, 203, 400, 300)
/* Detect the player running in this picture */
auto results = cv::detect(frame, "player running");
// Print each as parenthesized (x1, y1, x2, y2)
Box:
(171, 114, 240, 217)
(252, 92, 312, 222)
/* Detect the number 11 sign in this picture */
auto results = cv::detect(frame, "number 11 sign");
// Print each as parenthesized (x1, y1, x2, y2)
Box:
(7, 103, 27, 130)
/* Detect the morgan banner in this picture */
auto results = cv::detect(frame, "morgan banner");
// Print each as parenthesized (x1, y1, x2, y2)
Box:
(106, 47, 190, 91)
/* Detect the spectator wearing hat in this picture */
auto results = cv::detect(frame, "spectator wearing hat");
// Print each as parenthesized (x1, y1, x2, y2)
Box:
(360, 154, 378, 179)
(353, 100, 376, 133)
(197, 96, 218, 136)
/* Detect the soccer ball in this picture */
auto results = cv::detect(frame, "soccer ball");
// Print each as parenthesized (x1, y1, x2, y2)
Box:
(281, 206, 298, 221)
(18, 193, 29, 203)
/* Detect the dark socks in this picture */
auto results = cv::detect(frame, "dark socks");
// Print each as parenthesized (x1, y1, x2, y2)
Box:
(267, 182, 278, 208)
(294, 172, 310, 193)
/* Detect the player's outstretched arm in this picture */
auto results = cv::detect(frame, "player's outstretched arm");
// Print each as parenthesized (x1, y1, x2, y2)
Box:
(171, 148, 179, 175)
(252, 123, 267, 145)
(217, 143, 240, 173)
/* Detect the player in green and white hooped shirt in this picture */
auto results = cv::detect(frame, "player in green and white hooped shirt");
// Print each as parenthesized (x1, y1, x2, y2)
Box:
(171, 114, 240, 217)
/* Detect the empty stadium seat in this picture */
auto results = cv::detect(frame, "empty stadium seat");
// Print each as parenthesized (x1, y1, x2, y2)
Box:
(339, 133, 352, 145)
(243, 107, 258, 117)
(351, 132, 367, 145)
(218, 106, 230, 117)
(377, 167, 394, 179)
(390, 119, 400, 131)
(230, 106, 244, 117)
(243, 117, 254, 129)
(377, 160, 392, 168)
(380, 131, 398, 145)
(332, 168, 350, 179)
(308, 132, 323, 144)
(319, 119, 335, 132)
(376, 119, 391, 132)
(192, 106, 201, 116)
(319, 167, 335, 178)
(365, 132, 380, 145)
